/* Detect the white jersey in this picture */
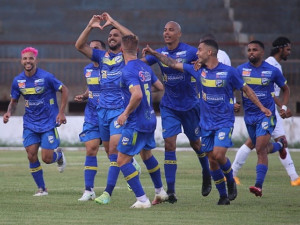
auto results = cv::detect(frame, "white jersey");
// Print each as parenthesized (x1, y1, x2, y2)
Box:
(217, 49, 231, 66)
(265, 56, 285, 138)
(265, 56, 282, 97)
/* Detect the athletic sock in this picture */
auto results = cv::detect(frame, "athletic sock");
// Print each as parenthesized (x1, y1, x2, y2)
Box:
(143, 155, 162, 188)
(255, 164, 268, 188)
(232, 144, 252, 177)
(210, 169, 227, 197)
(164, 151, 177, 194)
(84, 156, 98, 191)
(51, 150, 62, 163)
(120, 163, 145, 197)
(105, 154, 120, 196)
(279, 148, 299, 181)
(220, 158, 234, 184)
(270, 142, 282, 153)
(194, 148, 210, 179)
(30, 160, 46, 191)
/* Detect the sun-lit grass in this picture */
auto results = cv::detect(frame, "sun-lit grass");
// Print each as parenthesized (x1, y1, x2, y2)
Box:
(0, 149, 300, 225)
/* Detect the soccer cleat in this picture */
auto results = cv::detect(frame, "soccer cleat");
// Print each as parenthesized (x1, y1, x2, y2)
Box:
(152, 188, 169, 205)
(202, 176, 212, 196)
(234, 176, 241, 185)
(95, 191, 111, 205)
(33, 188, 48, 197)
(227, 181, 237, 201)
(249, 186, 262, 197)
(56, 148, 66, 173)
(130, 198, 151, 208)
(291, 177, 300, 186)
(278, 138, 287, 159)
(127, 159, 142, 192)
(217, 196, 230, 205)
(78, 189, 96, 201)
(167, 192, 177, 204)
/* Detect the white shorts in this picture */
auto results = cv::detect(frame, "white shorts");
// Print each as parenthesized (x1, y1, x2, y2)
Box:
(272, 109, 285, 139)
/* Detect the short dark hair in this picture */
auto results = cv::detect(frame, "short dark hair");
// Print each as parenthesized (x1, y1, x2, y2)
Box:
(248, 40, 264, 49)
(200, 39, 219, 55)
(200, 33, 216, 42)
(89, 40, 106, 50)
(270, 37, 291, 56)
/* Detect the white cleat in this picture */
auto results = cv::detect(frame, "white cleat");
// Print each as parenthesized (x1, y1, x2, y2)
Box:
(56, 148, 66, 173)
(78, 190, 96, 201)
(152, 188, 169, 205)
(33, 188, 48, 197)
(130, 198, 151, 209)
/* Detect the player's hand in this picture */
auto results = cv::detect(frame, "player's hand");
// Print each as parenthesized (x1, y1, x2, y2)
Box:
(3, 112, 11, 123)
(234, 102, 241, 113)
(280, 108, 292, 119)
(261, 107, 272, 117)
(142, 45, 155, 57)
(100, 12, 114, 29)
(193, 59, 202, 71)
(117, 113, 128, 126)
(56, 112, 67, 126)
(88, 15, 103, 30)
(74, 94, 86, 102)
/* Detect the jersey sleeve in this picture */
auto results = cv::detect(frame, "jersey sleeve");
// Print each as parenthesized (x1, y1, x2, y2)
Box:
(145, 54, 158, 66)
(151, 70, 158, 85)
(48, 73, 64, 91)
(10, 77, 21, 100)
(91, 49, 105, 64)
(229, 67, 245, 90)
(183, 63, 199, 81)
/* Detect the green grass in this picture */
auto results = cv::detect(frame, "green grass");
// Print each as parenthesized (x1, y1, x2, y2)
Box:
(0, 149, 300, 225)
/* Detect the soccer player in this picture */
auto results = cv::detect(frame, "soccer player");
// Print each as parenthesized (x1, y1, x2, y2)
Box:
(75, 12, 140, 204)
(143, 39, 271, 205)
(141, 21, 211, 203)
(117, 35, 167, 208)
(236, 40, 290, 197)
(232, 37, 300, 186)
(75, 40, 106, 201)
(3, 47, 68, 196)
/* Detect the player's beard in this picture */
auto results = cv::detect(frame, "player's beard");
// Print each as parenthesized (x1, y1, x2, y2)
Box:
(109, 42, 121, 51)
(249, 56, 259, 64)
(24, 63, 35, 72)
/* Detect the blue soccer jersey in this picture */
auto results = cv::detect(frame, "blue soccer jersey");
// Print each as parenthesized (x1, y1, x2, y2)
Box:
(145, 42, 199, 111)
(92, 49, 125, 109)
(184, 63, 245, 130)
(10, 68, 63, 133)
(83, 63, 101, 125)
(237, 61, 287, 125)
(121, 59, 158, 133)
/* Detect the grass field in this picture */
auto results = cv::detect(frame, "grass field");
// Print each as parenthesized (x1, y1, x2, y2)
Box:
(0, 149, 300, 225)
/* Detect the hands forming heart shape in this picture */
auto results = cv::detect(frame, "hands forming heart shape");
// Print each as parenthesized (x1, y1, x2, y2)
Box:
(92, 12, 113, 30)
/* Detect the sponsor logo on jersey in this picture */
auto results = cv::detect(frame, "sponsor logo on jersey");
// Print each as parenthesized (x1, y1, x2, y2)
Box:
(262, 121, 269, 130)
(218, 132, 225, 140)
(216, 72, 228, 78)
(18, 80, 26, 88)
(195, 127, 200, 136)
(176, 51, 187, 58)
(261, 71, 272, 77)
(242, 68, 251, 76)
(121, 136, 129, 145)
(139, 71, 151, 82)
(85, 69, 92, 77)
(201, 70, 207, 78)
(101, 70, 107, 79)
(34, 79, 45, 86)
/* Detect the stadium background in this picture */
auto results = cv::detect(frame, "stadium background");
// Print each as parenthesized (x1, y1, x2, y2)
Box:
(0, 0, 299, 145)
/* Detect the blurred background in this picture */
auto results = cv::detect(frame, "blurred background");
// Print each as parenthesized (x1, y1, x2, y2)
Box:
(0, 0, 299, 116)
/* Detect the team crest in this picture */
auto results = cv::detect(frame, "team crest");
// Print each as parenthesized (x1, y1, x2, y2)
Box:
(121, 137, 129, 146)
(262, 122, 269, 130)
(218, 132, 225, 140)
(48, 135, 54, 144)
(114, 120, 120, 129)
(261, 78, 270, 85)
(195, 127, 200, 136)
(216, 80, 224, 87)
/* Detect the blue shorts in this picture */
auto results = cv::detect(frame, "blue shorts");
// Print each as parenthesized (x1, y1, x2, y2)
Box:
(23, 128, 60, 149)
(201, 127, 233, 153)
(117, 128, 156, 156)
(246, 116, 276, 146)
(160, 104, 201, 141)
(97, 108, 124, 142)
(79, 122, 101, 142)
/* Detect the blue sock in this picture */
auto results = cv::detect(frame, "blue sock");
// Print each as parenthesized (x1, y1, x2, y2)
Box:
(220, 158, 234, 184)
(51, 151, 62, 163)
(270, 142, 282, 153)
(144, 155, 162, 188)
(164, 151, 177, 194)
(194, 148, 211, 179)
(105, 154, 120, 195)
(210, 169, 227, 197)
(30, 160, 45, 190)
(84, 156, 98, 191)
(255, 164, 268, 188)
(120, 163, 145, 197)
